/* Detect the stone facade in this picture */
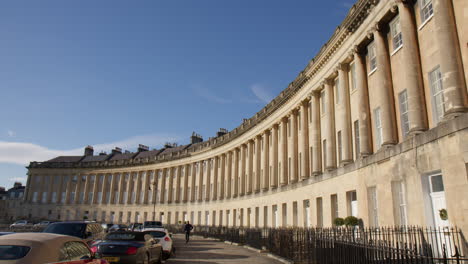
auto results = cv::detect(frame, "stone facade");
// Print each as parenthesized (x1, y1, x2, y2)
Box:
(22, 0, 468, 234)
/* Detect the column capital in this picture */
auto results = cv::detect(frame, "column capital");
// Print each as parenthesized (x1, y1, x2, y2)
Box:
(335, 62, 349, 72)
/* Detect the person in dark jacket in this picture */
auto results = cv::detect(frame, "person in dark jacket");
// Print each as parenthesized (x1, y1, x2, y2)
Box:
(184, 221, 194, 243)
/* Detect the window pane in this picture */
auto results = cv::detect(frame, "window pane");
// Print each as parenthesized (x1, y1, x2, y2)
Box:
(430, 175, 444, 192)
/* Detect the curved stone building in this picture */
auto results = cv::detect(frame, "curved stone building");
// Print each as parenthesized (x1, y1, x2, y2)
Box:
(22, 0, 468, 234)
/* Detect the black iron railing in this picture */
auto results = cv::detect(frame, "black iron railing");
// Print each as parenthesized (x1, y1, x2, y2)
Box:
(167, 225, 468, 264)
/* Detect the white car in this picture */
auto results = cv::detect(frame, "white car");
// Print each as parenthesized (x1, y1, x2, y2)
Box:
(144, 229, 174, 260)
(9, 220, 29, 229)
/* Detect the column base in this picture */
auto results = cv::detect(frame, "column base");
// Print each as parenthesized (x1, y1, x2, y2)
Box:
(311, 171, 322, 176)
(444, 108, 468, 120)
(340, 159, 353, 166)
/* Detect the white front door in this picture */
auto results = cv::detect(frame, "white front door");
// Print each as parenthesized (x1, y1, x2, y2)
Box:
(429, 174, 449, 228)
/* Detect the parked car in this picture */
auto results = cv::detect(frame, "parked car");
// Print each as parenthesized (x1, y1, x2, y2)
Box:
(108, 224, 128, 233)
(0, 232, 108, 264)
(144, 229, 174, 260)
(127, 223, 143, 231)
(141, 221, 163, 231)
(34, 220, 55, 227)
(92, 231, 162, 264)
(43, 221, 105, 245)
(9, 220, 30, 229)
(101, 223, 114, 233)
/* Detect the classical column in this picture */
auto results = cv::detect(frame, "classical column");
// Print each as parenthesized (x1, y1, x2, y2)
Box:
(24, 173, 31, 202)
(254, 136, 261, 192)
(226, 152, 232, 198)
(373, 25, 398, 146)
(183, 165, 189, 202)
(299, 101, 310, 179)
(219, 155, 225, 199)
(47, 175, 54, 203)
(198, 162, 204, 201)
(324, 80, 337, 170)
(232, 150, 239, 197)
(287, 112, 298, 183)
(36, 175, 45, 203)
(143, 171, 151, 204)
(280, 118, 288, 185)
(270, 124, 279, 187)
(240, 145, 246, 196)
(117, 172, 125, 204)
(394, 1, 428, 133)
(176, 166, 181, 203)
(433, 0, 468, 116)
(109, 173, 118, 204)
(56, 175, 64, 204)
(212, 157, 218, 200)
(126, 173, 133, 204)
(65, 175, 74, 204)
(82, 175, 92, 204)
(205, 160, 211, 201)
(337, 63, 353, 164)
(190, 164, 196, 202)
(74, 174, 82, 204)
(246, 142, 253, 194)
(354, 47, 373, 156)
(310, 93, 322, 174)
(168, 168, 174, 203)
(262, 130, 270, 190)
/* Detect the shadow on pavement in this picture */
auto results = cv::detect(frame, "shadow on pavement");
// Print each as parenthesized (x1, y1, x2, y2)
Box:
(174, 252, 249, 260)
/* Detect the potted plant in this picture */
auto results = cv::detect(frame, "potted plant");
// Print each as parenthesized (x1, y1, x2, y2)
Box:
(333, 217, 345, 226)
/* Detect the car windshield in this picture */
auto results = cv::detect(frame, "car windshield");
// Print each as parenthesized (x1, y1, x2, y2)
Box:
(0, 246, 30, 260)
(146, 231, 166, 238)
(15, 221, 26, 224)
(43, 223, 86, 238)
(143, 221, 162, 228)
(105, 232, 145, 241)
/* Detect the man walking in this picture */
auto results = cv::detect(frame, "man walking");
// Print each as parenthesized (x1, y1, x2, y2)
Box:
(184, 221, 193, 243)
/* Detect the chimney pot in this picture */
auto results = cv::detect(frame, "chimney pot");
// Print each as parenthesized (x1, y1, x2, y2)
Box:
(84, 146, 94, 156)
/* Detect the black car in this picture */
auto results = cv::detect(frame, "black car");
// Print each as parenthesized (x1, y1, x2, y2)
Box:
(93, 231, 163, 264)
(43, 221, 105, 245)
(127, 223, 143, 231)
(108, 224, 128, 233)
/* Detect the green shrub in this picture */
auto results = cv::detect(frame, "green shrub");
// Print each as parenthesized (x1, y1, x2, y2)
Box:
(333, 217, 345, 226)
(344, 216, 359, 226)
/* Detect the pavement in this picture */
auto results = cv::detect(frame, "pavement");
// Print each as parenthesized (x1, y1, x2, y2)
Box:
(164, 234, 284, 264)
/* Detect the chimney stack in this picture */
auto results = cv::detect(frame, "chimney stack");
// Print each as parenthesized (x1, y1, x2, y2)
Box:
(190, 132, 203, 144)
(112, 147, 122, 155)
(216, 128, 228, 137)
(84, 146, 94, 156)
(138, 144, 149, 152)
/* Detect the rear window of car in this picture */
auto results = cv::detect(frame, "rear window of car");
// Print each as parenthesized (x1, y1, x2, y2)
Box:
(144, 221, 162, 228)
(146, 231, 166, 238)
(0, 245, 31, 260)
(105, 233, 145, 241)
(44, 223, 86, 238)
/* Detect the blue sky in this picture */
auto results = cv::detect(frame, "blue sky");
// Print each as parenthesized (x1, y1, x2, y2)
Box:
(0, 0, 353, 188)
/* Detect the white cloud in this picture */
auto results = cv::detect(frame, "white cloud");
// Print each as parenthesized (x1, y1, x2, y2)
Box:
(7, 130, 16, 137)
(250, 84, 273, 104)
(0, 133, 178, 166)
(9, 177, 26, 183)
